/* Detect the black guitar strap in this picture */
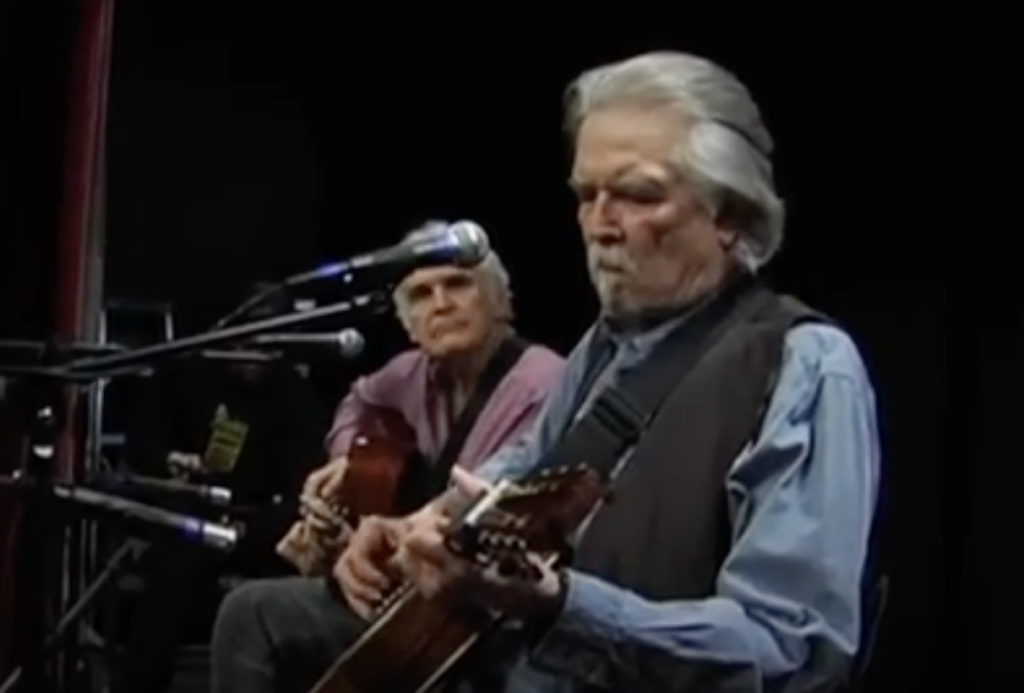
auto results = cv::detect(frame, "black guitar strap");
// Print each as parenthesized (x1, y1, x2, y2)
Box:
(434, 336, 529, 475)
(403, 336, 529, 504)
(524, 275, 771, 483)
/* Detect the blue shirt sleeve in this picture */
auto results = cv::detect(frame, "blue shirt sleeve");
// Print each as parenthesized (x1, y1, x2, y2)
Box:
(527, 323, 882, 692)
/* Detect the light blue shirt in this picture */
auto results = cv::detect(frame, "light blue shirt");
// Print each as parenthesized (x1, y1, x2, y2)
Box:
(471, 319, 881, 692)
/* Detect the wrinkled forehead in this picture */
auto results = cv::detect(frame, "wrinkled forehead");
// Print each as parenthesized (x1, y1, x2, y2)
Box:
(397, 264, 478, 295)
(571, 106, 688, 184)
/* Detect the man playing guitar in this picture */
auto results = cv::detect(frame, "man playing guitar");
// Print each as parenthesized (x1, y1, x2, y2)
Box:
(224, 222, 564, 681)
(213, 53, 879, 693)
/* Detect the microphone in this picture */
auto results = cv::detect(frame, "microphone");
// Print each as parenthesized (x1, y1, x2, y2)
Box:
(52, 485, 241, 550)
(251, 328, 365, 358)
(90, 473, 234, 506)
(291, 220, 490, 285)
(212, 222, 487, 330)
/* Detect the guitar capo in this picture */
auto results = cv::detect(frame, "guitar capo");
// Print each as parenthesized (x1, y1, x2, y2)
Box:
(444, 479, 515, 558)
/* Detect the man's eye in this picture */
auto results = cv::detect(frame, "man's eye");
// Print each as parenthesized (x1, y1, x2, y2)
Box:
(406, 286, 431, 303)
(444, 275, 473, 291)
(571, 185, 597, 202)
(611, 185, 664, 204)
(572, 183, 663, 205)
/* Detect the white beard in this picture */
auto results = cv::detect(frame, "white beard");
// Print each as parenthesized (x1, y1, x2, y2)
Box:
(589, 268, 632, 317)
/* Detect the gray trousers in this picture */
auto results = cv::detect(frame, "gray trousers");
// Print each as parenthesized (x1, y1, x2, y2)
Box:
(210, 576, 365, 693)
(210, 577, 561, 693)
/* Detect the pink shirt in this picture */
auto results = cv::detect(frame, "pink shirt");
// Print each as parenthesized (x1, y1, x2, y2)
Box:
(326, 344, 565, 470)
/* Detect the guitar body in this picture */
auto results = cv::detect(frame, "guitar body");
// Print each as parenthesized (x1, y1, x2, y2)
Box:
(312, 586, 496, 693)
(280, 407, 416, 575)
(309, 467, 607, 693)
(336, 407, 417, 521)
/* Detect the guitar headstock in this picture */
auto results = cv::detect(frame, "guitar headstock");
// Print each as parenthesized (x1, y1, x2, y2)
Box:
(496, 464, 606, 519)
(444, 464, 608, 564)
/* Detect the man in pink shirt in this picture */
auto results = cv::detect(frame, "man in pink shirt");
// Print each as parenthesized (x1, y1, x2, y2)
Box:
(274, 221, 565, 575)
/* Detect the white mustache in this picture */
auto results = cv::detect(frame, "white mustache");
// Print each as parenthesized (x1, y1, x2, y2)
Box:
(587, 247, 633, 273)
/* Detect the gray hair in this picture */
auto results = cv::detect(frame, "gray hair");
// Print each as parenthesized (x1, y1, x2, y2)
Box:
(392, 221, 513, 324)
(565, 51, 784, 271)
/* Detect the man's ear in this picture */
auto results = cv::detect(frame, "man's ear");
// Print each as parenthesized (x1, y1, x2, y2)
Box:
(481, 277, 514, 323)
(716, 194, 757, 235)
(495, 293, 515, 323)
(714, 196, 757, 248)
(715, 226, 739, 249)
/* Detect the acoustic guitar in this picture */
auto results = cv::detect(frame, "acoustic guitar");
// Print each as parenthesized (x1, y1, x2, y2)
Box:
(332, 408, 418, 524)
(279, 407, 416, 575)
(309, 464, 608, 693)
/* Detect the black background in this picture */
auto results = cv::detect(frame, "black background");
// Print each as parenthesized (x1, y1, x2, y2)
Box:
(3, 2, 1001, 692)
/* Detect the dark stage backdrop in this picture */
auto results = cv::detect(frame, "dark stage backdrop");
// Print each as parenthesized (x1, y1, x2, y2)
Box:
(6, 2, 994, 692)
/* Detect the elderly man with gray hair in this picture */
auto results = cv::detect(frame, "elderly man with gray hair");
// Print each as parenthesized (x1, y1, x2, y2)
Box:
(212, 51, 879, 693)
(270, 221, 565, 573)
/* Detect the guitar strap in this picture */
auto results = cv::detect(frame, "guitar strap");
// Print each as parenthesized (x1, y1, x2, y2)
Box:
(405, 336, 529, 505)
(524, 274, 771, 483)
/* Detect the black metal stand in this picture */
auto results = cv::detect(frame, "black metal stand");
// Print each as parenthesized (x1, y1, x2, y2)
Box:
(66, 290, 386, 376)
(4, 383, 66, 693)
(0, 541, 139, 693)
(0, 292, 385, 692)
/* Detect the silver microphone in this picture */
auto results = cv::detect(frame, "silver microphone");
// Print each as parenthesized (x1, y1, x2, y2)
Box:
(91, 472, 234, 506)
(293, 220, 490, 284)
(51, 485, 241, 551)
(250, 328, 365, 358)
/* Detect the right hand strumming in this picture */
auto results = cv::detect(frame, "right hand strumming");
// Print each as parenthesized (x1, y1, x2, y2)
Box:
(331, 466, 491, 619)
(333, 514, 409, 619)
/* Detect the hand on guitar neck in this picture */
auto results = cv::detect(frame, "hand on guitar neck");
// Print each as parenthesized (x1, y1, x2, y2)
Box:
(278, 406, 415, 576)
(299, 456, 351, 537)
(276, 456, 352, 575)
(402, 468, 565, 620)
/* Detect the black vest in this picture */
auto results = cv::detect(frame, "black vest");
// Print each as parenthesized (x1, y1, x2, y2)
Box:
(571, 291, 822, 692)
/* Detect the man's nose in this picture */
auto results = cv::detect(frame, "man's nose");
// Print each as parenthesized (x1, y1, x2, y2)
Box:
(580, 192, 622, 243)
(432, 287, 454, 310)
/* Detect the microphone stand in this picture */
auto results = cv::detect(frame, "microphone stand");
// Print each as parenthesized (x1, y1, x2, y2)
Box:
(2, 382, 64, 693)
(0, 540, 141, 693)
(65, 290, 387, 376)
(0, 291, 387, 693)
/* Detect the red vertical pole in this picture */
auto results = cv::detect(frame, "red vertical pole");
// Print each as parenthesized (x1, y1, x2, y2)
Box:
(0, 0, 114, 682)
(53, 0, 115, 479)
(56, 0, 114, 342)
(48, 2, 115, 688)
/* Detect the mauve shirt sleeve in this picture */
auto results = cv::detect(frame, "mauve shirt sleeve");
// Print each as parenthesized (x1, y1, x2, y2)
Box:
(324, 351, 424, 458)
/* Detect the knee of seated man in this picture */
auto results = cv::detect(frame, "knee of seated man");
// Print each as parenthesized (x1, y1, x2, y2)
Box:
(213, 579, 279, 648)
(214, 577, 363, 655)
